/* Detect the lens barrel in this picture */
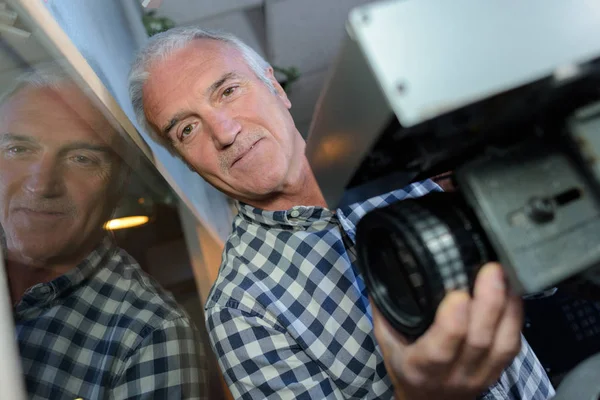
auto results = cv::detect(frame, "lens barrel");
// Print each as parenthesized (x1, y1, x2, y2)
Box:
(356, 192, 494, 338)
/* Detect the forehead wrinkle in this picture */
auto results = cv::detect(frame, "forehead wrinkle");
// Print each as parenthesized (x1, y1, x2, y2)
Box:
(144, 45, 215, 110)
(0, 86, 115, 151)
(143, 40, 251, 129)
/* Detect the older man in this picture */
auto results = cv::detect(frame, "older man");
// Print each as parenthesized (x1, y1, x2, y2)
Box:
(0, 70, 206, 399)
(130, 27, 554, 400)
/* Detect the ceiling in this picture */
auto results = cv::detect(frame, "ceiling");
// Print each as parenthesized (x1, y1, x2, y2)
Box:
(151, 0, 378, 137)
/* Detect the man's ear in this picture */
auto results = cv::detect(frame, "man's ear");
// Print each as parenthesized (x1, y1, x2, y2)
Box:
(104, 165, 132, 223)
(109, 164, 132, 206)
(266, 67, 292, 109)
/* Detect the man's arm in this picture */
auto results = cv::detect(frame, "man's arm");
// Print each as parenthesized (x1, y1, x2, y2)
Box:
(109, 317, 206, 400)
(206, 306, 345, 400)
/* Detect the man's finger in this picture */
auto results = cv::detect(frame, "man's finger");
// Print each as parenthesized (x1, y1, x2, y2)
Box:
(370, 300, 411, 389)
(456, 263, 508, 377)
(481, 294, 523, 386)
(404, 291, 470, 380)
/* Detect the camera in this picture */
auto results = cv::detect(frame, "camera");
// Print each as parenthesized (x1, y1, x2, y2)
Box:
(306, 1, 600, 397)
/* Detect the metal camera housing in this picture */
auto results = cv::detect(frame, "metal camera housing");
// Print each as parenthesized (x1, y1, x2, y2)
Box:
(307, 1, 600, 397)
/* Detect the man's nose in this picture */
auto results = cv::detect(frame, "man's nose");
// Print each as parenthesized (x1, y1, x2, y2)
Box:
(23, 156, 64, 198)
(206, 110, 242, 150)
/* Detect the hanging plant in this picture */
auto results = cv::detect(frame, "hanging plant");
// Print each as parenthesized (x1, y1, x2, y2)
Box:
(142, 11, 175, 37)
(273, 65, 301, 94)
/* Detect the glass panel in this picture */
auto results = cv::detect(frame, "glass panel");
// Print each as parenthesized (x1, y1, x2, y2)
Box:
(1, 1, 212, 398)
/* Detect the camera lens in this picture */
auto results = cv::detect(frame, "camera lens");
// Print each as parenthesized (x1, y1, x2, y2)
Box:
(363, 229, 425, 329)
(356, 192, 493, 339)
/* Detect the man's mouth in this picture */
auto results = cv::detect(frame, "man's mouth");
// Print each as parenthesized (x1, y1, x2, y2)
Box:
(231, 138, 263, 167)
(15, 207, 67, 219)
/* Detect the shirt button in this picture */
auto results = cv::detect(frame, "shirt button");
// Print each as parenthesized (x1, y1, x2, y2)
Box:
(290, 210, 300, 218)
(38, 286, 51, 295)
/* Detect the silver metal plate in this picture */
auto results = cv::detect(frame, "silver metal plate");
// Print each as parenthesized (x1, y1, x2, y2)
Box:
(348, 0, 600, 127)
(308, 0, 600, 208)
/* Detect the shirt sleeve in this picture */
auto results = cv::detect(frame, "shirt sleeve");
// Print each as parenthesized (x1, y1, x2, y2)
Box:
(488, 335, 555, 400)
(109, 317, 206, 400)
(206, 305, 345, 400)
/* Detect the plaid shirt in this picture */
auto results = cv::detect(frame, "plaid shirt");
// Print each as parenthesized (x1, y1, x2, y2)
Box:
(205, 180, 555, 399)
(14, 238, 206, 400)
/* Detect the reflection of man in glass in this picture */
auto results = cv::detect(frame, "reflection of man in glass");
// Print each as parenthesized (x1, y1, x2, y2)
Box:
(0, 69, 206, 399)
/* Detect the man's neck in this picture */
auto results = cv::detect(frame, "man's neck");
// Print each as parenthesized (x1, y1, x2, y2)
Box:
(246, 158, 328, 211)
(5, 259, 73, 305)
(4, 238, 101, 305)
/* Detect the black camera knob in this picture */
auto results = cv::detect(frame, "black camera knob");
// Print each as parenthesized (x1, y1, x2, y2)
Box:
(526, 197, 555, 224)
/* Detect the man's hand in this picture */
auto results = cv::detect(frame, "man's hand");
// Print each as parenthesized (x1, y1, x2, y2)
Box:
(372, 262, 523, 400)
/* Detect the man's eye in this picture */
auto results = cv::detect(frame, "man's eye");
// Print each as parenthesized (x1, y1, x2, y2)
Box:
(182, 125, 194, 137)
(222, 86, 237, 97)
(7, 146, 28, 155)
(71, 155, 97, 166)
(178, 124, 197, 143)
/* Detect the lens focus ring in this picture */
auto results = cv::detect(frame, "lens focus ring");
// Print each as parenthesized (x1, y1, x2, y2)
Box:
(356, 192, 492, 338)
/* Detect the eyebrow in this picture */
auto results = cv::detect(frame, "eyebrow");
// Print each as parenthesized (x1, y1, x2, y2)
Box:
(0, 133, 113, 154)
(0, 133, 39, 145)
(60, 142, 113, 154)
(162, 111, 190, 137)
(206, 72, 239, 97)
(161, 71, 241, 137)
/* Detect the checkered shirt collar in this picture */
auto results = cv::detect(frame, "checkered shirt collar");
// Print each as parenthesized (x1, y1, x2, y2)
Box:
(52, 236, 116, 294)
(236, 201, 337, 228)
(16, 237, 116, 311)
(235, 181, 442, 242)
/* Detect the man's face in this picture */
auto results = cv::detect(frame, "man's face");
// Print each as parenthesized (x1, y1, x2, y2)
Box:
(0, 85, 120, 265)
(143, 39, 305, 202)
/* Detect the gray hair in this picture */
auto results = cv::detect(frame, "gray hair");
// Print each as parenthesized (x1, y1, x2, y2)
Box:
(128, 26, 275, 157)
(0, 62, 73, 107)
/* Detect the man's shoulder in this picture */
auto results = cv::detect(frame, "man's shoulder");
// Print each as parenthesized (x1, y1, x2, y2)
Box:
(207, 220, 296, 310)
(205, 215, 357, 321)
(342, 179, 442, 213)
(204, 234, 272, 318)
(89, 247, 191, 330)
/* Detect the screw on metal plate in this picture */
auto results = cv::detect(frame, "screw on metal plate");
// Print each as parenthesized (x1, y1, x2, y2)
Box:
(525, 196, 555, 224)
(396, 81, 407, 95)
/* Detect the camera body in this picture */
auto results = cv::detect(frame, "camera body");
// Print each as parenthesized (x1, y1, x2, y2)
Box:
(307, 0, 600, 296)
(307, 2, 600, 395)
